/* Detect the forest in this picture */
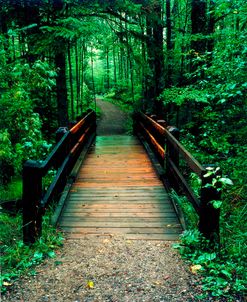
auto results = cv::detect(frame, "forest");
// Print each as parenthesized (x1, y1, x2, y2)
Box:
(0, 0, 246, 300)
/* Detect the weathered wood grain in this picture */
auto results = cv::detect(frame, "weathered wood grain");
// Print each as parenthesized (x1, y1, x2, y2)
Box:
(59, 135, 182, 240)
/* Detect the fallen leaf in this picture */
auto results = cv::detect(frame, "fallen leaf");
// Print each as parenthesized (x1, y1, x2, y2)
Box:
(3, 281, 12, 286)
(87, 281, 94, 289)
(154, 280, 162, 286)
(164, 275, 170, 280)
(190, 264, 202, 274)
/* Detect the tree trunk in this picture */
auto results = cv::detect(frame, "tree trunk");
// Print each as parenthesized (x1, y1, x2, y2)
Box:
(75, 41, 80, 115)
(166, 0, 172, 87)
(106, 46, 110, 90)
(113, 45, 117, 85)
(191, 0, 215, 77)
(145, 1, 165, 114)
(55, 50, 68, 126)
(91, 45, 96, 111)
(67, 41, 74, 120)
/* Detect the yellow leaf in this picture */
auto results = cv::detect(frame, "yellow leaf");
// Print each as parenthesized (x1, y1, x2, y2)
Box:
(3, 281, 12, 286)
(190, 264, 202, 274)
(87, 281, 94, 289)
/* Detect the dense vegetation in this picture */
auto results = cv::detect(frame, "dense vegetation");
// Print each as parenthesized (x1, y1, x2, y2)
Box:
(0, 0, 246, 300)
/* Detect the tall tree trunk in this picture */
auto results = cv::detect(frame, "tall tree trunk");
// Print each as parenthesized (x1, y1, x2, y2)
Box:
(190, 0, 207, 76)
(53, 0, 68, 126)
(145, 1, 165, 114)
(80, 40, 85, 113)
(106, 46, 110, 90)
(75, 41, 80, 115)
(55, 50, 68, 126)
(166, 0, 172, 87)
(67, 41, 74, 120)
(113, 45, 117, 85)
(153, 2, 165, 105)
(125, 20, 135, 103)
(191, 0, 215, 77)
(144, 13, 155, 110)
(91, 45, 96, 111)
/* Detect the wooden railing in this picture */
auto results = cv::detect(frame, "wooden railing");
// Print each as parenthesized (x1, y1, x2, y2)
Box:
(134, 112, 221, 241)
(22, 110, 96, 244)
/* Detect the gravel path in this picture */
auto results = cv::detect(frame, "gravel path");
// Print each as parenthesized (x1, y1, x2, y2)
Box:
(2, 236, 204, 302)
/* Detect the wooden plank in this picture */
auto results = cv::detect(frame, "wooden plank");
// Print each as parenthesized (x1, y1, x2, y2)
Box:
(60, 227, 181, 234)
(61, 212, 177, 218)
(64, 204, 174, 210)
(59, 220, 179, 228)
(65, 233, 180, 240)
(58, 135, 182, 240)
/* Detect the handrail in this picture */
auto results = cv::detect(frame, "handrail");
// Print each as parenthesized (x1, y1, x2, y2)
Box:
(134, 112, 221, 241)
(22, 110, 96, 244)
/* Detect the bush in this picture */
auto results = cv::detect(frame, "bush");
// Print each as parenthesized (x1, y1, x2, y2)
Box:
(0, 130, 14, 186)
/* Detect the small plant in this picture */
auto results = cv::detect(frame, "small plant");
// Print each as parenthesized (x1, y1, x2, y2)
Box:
(174, 230, 247, 300)
(0, 210, 64, 294)
(170, 190, 198, 229)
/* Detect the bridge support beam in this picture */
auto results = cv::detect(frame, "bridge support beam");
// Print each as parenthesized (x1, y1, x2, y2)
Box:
(23, 160, 43, 245)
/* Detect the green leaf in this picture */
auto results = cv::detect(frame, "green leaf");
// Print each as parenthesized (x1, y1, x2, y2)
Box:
(47, 251, 56, 258)
(219, 177, 233, 185)
(211, 200, 222, 209)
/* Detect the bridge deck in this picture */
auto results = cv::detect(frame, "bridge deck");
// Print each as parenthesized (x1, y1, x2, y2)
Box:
(58, 135, 182, 240)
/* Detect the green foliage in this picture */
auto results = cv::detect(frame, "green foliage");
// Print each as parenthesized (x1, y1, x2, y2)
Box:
(0, 210, 64, 294)
(0, 58, 55, 183)
(0, 130, 14, 185)
(174, 230, 247, 300)
(170, 190, 199, 229)
(159, 87, 209, 106)
(0, 177, 22, 202)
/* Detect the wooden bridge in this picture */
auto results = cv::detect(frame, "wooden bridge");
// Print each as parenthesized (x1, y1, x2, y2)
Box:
(22, 110, 220, 244)
(59, 135, 181, 240)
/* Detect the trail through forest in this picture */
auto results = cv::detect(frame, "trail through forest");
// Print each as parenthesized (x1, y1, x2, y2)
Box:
(96, 99, 129, 135)
(2, 101, 205, 302)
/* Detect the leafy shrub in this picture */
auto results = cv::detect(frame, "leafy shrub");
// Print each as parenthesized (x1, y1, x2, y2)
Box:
(0, 210, 64, 294)
(0, 130, 14, 186)
(174, 230, 247, 300)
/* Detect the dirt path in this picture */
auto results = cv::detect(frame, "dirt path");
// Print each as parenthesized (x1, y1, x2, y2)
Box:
(2, 237, 204, 302)
(96, 99, 129, 135)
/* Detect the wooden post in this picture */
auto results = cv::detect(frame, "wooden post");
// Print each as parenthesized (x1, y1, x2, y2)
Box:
(23, 160, 43, 245)
(56, 127, 68, 143)
(167, 126, 180, 167)
(157, 119, 167, 147)
(166, 126, 180, 191)
(199, 168, 221, 242)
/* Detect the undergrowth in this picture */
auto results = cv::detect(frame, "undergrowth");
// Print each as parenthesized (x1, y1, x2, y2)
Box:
(0, 210, 64, 294)
(174, 229, 246, 301)
(0, 177, 22, 202)
(172, 183, 246, 300)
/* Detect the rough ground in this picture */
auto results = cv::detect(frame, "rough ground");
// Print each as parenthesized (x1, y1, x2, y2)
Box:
(2, 101, 205, 301)
(96, 99, 129, 135)
(2, 236, 205, 302)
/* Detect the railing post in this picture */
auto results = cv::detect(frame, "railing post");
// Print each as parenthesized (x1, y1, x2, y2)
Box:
(166, 126, 180, 191)
(199, 168, 221, 242)
(167, 126, 180, 167)
(56, 127, 68, 143)
(157, 119, 167, 148)
(23, 160, 43, 245)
